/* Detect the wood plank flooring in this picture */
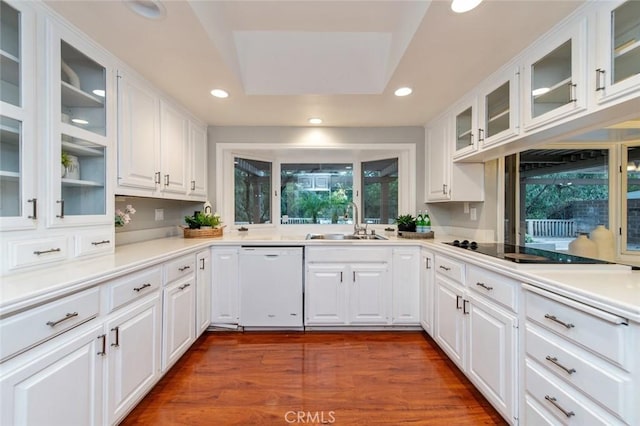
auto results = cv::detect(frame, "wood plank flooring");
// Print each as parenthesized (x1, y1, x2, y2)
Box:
(122, 331, 507, 425)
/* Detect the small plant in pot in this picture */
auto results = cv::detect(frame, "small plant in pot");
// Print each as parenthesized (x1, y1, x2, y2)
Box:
(184, 212, 221, 229)
(395, 214, 417, 232)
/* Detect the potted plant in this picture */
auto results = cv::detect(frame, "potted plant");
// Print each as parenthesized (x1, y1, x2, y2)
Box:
(61, 152, 71, 178)
(183, 212, 223, 238)
(395, 214, 417, 232)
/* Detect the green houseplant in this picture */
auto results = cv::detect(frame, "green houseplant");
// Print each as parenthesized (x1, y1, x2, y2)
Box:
(184, 212, 221, 229)
(395, 214, 417, 232)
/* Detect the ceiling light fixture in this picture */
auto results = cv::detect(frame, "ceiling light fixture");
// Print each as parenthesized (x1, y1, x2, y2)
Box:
(308, 118, 323, 125)
(532, 87, 551, 97)
(71, 118, 89, 125)
(451, 0, 483, 13)
(394, 87, 413, 97)
(210, 89, 229, 99)
(124, 0, 166, 20)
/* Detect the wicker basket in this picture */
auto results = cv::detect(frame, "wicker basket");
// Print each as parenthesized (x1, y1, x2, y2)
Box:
(183, 227, 223, 238)
(397, 230, 434, 239)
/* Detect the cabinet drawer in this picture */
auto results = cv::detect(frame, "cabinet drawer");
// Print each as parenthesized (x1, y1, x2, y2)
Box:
(164, 254, 196, 284)
(8, 236, 68, 270)
(466, 265, 517, 311)
(434, 255, 464, 284)
(525, 359, 624, 426)
(306, 247, 390, 263)
(108, 266, 162, 312)
(525, 290, 629, 368)
(0, 287, 100, 362)
(526, 324, 632, 420)
(74, 232, 114, 257)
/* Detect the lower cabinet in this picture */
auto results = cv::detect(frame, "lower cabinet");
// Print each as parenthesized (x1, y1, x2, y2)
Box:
(420, 249, 435, 336)
(391, 247, 421, 325)
(162, 275, 196, 371)
(305, 262, 390, 326)
(211, 247, 239, 326)
(196, 249, 212, 336)
(0, 322, 105, 426)
(434, 275, 465, 368)
(105, 293, 162, 425)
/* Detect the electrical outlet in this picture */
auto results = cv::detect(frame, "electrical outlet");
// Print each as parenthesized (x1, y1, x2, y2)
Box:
(470, 207, 477, 221)
(155, 209, 164, 221)
(464, 202, 469, 213)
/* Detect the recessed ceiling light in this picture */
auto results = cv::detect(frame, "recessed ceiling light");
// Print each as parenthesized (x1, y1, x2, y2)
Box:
(308, 118, 323, 125)
(124, 0, 166, 20)
(210, 89, 229, 99)
(71, 118, 89, 125)
(451, 0, 483, 13)
(92, 89, 105, 97)
(394, 87, 413, 97)
(532, 87, 551, 97)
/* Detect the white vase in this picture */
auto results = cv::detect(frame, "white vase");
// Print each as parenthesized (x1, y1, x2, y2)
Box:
(590, 225, 614, 261)
(568, 234, 598, 258)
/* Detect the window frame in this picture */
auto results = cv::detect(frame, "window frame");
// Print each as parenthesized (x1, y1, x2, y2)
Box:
(621, 141, 640, 259)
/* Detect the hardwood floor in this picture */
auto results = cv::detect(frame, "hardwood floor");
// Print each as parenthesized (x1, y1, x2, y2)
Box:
(122, 331, 507, 425)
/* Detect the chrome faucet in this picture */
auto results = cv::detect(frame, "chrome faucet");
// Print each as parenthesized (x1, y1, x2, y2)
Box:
(349, 201, 367, 235)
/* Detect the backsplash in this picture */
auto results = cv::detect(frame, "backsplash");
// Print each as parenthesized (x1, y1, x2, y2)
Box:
(114, 196, 206, 245)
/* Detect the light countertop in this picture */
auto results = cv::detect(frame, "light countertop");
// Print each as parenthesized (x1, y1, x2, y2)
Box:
(1, 232, 639, 322)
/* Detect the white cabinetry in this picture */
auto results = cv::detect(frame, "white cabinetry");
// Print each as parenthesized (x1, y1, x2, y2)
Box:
(116, 70, 206, 201)
(477, 66, 520, 148)
(305, 247, 391, 326)
(211, 247, 239, 326)
(420, 248, 434, 336)
(594, 0, 640, 105)
(162, 255, 196, 371)
(0, 323, 105, 426)
(196, 249, 212, 336)
(523, 17, 588, 131)
(522, 285, 636, 425)
(425, 115, 484, 203)
(433, 255, 518, 424)
(452, 96, 478, 158)
(391, 247, 420, 325)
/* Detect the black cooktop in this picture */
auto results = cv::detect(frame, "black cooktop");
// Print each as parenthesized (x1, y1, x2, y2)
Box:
(443, 240, 614, 264)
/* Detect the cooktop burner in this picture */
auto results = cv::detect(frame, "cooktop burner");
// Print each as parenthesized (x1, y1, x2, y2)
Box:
(443, 241, 614, 264)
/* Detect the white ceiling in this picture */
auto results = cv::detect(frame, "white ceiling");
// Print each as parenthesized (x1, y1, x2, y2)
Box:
(45, 0, 583, 127)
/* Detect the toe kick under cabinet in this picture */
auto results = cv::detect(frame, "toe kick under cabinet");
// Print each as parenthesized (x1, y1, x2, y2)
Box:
(522, 284, 637, 426)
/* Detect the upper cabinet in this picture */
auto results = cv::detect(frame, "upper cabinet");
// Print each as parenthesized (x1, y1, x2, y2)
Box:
(46, 19, 114, 228)
(523, 17, 588, 131)
(117, 70, 207, 202)
(594, 0, 640, 105)
(0, 0, 36, 231)
(478, 66, 520, 148)
(452, 96, 478, 159)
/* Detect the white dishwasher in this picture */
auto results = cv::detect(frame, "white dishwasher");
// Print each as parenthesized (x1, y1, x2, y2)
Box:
(239, 247, 303, 329)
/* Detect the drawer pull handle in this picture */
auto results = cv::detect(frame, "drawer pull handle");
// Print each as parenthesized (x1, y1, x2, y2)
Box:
(545, 356, 576, 375)
(133, 283, 152, 292)
(56, 199, 65, 218)
(28, 198, 37, 219)
(463, 299, 469, 315)
(544, 395, 575, 418)
(155, 172, 161, 185)
(179, 283, 191, 290)
(111, 326, 120, 347)
(91, 240, 111, 246)
(200, 258, 205, 270)
(456, 295, 463, 310)
(34, 248, 61, 256)
(178, 265, 191, 272)
(97, 334, 107, 356)
(476, 282, 493, 291)
(544, 314, 575, 329)
(439, 265, 451, 271)
(46, 312, 78, 327)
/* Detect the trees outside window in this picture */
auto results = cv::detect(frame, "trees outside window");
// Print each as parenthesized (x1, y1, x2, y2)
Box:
(234, 157, 271, 224)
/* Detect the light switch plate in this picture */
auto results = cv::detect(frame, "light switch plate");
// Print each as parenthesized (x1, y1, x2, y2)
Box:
(470, 207, 477, 221)
(155, 209, 164, 221)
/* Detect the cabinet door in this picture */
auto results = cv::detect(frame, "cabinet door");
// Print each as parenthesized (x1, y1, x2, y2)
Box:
(595, 0, 640, 104)
(420, 249, 435, 336)
(478, 67, 520, 147)
(117, 70, 160, 191)
(211, 248, 239, 325)
(425, 116, 450, 201)
(47, 20, 114, 227)
(189, 122, 207, 200)
(523, 18, 587, 130)
(196, 249, 211, 335)
(392, 248, 420, 325)
(0, 324, 104, 426)
(305, 263, 348, 325)
(452, 97, 478, 158)
(434, 276, 464, 369)
(106, 293, 162, 426)
(0, 0, 37, 231)
(160, 100, 189, 195)
(466, 292, 517, 423)
(349, 263, 390, 325)
(162, 276, 195, 371)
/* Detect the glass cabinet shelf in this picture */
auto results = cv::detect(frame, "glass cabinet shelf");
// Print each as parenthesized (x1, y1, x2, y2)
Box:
(612, 0, 640, 84)
(1, 1, 21, 107)
(531, 40, 573, 118)
(455, 107, 473, 151)
(485, 81, 510, 138)
(0, 115, 22, 217)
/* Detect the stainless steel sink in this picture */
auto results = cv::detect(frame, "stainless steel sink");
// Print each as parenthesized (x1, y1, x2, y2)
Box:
(305, 233, 387, 240)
